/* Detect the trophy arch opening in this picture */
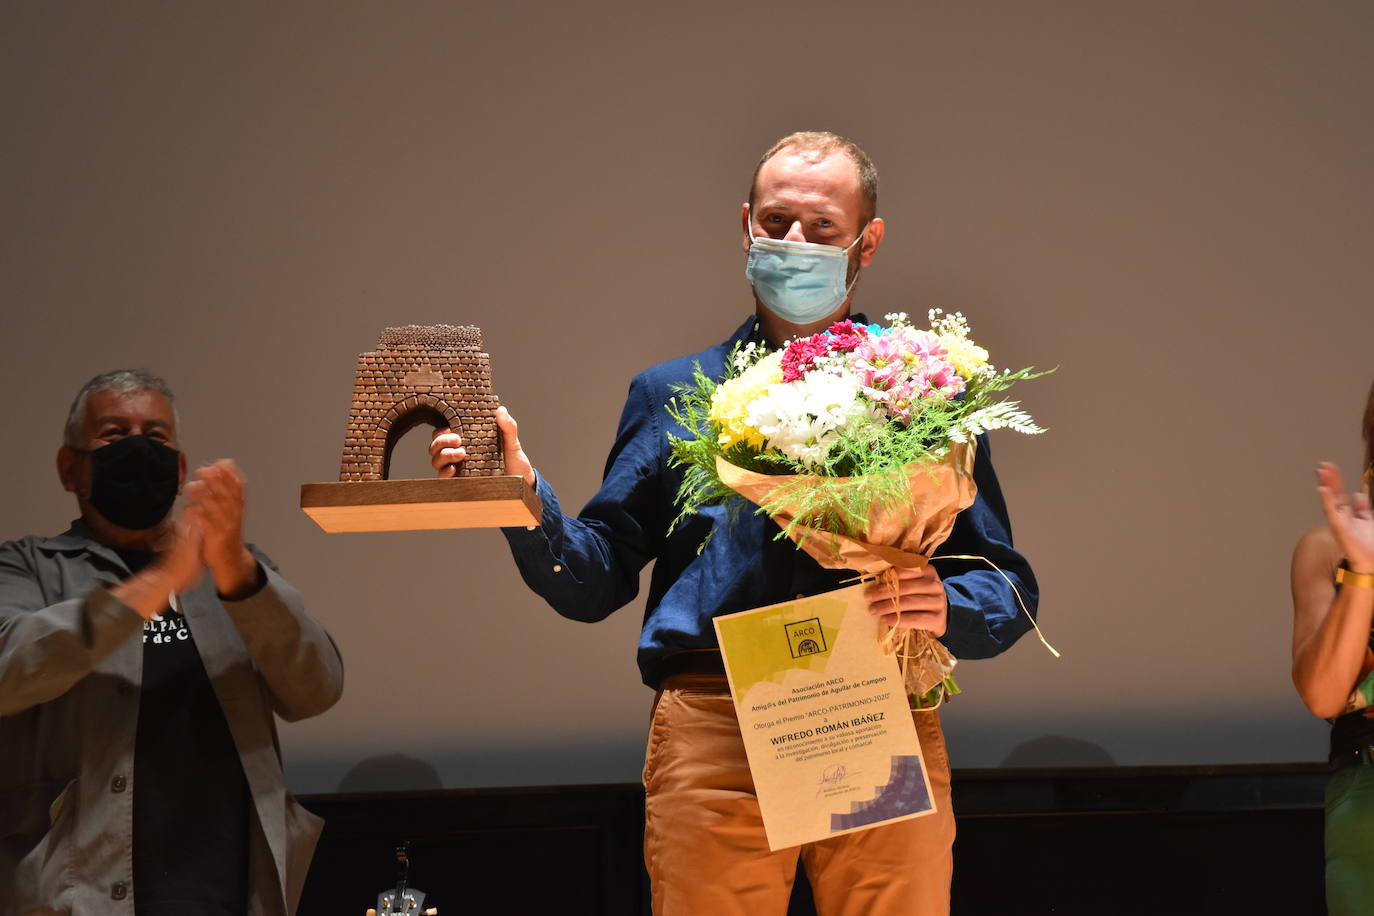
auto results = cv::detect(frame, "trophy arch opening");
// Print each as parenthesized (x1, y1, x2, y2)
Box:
(380, 395, 462, 481)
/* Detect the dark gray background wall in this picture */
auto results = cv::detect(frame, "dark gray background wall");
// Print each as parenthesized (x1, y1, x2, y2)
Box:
(3, 1, 1369, 792)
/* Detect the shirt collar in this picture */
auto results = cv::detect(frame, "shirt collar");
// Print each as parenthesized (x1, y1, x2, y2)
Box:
(34, 519, 127, 568)
(728, 311, 870, 350)
(725, 315, 763, 350)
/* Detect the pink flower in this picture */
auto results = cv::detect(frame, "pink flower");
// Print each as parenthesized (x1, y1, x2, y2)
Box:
(860, 363, 905, 397)
(825, 319, 868, 353)
(781, 334, 831, 382)
(927, 363, 965, 399)
(854, 330, 907, 373)
(853, 327, 967, 422)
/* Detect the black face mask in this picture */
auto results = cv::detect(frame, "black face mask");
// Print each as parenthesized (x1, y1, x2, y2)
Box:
(82, 435, 181, 530)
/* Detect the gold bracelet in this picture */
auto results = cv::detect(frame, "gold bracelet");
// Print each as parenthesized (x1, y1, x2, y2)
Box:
(1336, 568, 1374, 590)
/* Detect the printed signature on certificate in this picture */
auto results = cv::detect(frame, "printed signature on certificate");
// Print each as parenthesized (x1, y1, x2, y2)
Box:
(816, 764, 860, 797)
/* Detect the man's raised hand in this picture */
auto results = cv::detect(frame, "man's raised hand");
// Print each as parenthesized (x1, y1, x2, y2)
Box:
(111, 519, 204, 620)
(184, 459, 261, 599)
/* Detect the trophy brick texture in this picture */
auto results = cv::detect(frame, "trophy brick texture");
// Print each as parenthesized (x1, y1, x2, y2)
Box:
(339, 324, 504, 481)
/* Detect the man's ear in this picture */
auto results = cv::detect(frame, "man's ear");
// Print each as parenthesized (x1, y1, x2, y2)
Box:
(56, 446, 79, 493)
(176, 450, 188, 494)
(858, 217, 885, 267)
(741, 203, 753, 254)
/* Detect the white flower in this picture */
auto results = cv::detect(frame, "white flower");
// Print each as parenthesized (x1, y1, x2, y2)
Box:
(732, 341, 762, 372)
(747, 369, 882, 469)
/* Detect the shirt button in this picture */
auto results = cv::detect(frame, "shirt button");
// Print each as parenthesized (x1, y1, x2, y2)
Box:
(111, 882, 128, 900)
(111, 775, 127, 793)
(552, 564, 562, 573)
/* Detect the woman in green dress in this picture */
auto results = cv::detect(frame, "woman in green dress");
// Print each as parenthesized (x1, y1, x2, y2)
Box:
(1291, 382, 1374, 916)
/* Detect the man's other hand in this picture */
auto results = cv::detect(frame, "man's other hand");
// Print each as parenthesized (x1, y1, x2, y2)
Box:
(430, 406, 535, 487)
(185, 459, 260, 599)
(864, 565, 949, 635)
(111, 519, 204, 619)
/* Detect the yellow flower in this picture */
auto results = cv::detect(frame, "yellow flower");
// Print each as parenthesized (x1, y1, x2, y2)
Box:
(709, 353, 782, 450)
(939, 335, 990, 379)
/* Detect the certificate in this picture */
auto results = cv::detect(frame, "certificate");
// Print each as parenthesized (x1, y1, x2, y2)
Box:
(713, 583, 937, 850)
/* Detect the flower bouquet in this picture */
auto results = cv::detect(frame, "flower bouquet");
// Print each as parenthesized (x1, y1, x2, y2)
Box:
(668, 310, 1049, 707)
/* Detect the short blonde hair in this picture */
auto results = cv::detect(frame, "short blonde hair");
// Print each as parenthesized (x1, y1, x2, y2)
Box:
(748, 131, 878, 223)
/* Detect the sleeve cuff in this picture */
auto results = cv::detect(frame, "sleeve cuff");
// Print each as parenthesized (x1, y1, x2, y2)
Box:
(217, 561, 268, 603)
(503, 470, 564, 541)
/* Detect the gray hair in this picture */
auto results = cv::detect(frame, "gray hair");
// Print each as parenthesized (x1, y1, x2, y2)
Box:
(63, 369, 178, 447)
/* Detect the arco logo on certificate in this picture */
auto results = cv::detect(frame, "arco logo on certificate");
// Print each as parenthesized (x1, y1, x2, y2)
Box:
(713, 583, 938, 851)
(785, 618, 827, 657)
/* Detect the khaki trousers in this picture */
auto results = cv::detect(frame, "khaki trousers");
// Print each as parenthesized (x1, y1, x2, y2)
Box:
(643, 675, 955, 916)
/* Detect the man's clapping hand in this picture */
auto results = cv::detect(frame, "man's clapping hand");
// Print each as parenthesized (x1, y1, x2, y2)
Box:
(184, 459, 261, 599)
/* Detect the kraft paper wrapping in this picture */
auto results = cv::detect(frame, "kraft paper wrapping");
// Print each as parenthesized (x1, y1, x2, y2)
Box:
(716, 442, 978, 699)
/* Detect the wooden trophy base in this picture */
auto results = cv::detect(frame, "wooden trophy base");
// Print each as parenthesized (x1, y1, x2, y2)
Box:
(300, 476, 541, 532)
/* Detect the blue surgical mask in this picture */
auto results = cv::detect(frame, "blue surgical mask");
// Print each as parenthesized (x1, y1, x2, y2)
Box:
(745, 224, 867, 324)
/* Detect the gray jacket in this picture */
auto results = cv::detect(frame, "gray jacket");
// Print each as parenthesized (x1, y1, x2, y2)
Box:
(0, 524, 344, 916)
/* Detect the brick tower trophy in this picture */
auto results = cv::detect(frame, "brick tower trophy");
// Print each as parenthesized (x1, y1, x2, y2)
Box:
(300, 324, 539, 532)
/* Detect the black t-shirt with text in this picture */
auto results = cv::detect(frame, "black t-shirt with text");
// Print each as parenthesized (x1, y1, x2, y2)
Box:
(119, 549, 250, 916)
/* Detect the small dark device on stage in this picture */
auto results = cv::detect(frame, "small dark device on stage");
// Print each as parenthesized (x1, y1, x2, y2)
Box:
(365, 841, 436, 916)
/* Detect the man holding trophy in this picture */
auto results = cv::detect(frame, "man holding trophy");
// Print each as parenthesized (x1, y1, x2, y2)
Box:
(432, 131, 1039, 915)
